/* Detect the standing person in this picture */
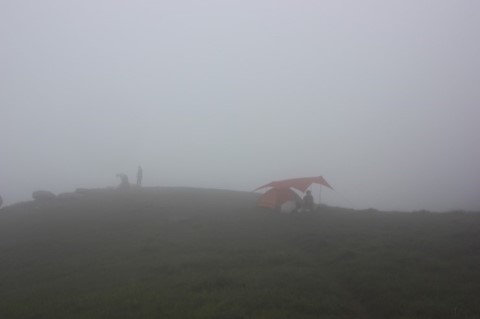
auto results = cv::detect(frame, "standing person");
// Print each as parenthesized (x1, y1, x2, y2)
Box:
(303, 190, 314, 212)
(137, 166, 143, 186)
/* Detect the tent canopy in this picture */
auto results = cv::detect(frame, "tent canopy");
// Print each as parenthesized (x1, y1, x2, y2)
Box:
(255, 176, 333, 193)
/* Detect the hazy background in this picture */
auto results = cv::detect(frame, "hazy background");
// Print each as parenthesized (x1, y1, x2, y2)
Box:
(1, 0, 479, 211)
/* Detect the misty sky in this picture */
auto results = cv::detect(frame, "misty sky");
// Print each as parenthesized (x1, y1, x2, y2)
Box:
(1, 0, 479, 211)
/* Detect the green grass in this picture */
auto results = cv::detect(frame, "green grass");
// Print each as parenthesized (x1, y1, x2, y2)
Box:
(0, 187, 479, 318)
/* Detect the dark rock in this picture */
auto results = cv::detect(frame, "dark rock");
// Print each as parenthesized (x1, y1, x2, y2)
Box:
(32, 190, 56, 201)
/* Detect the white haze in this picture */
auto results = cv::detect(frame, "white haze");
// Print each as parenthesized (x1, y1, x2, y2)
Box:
(1, 0, 479, 212)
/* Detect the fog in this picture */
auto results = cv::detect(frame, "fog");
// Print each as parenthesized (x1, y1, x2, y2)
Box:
(1, 0, 479, 211)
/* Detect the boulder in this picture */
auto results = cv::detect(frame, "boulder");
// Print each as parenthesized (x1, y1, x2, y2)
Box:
(32, 190, 56, 201)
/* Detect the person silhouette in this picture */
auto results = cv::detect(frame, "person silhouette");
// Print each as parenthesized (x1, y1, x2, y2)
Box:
(303, 190, 314, 212)
(116, 173, 130, 189)
(137, 166, 143, 186)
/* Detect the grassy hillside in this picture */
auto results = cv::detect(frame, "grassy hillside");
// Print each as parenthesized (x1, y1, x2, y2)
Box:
(1, 187, 479, 319)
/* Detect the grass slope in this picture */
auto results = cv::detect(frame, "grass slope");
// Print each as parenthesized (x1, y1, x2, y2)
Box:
(1, 187, 479, 319)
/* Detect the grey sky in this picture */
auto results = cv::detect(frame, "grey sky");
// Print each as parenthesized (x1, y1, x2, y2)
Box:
(1, 0, 479, 211)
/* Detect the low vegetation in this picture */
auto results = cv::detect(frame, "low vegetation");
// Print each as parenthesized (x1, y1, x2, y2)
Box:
(1, 187, 479, 318)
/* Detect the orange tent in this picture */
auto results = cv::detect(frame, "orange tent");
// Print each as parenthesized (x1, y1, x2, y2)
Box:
(257, 187, 301, 210)
(255, 176, 333, 210)
(255, 176, 333, 193)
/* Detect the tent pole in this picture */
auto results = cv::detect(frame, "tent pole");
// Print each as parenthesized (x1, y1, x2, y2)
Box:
(318, 186, 322, 204)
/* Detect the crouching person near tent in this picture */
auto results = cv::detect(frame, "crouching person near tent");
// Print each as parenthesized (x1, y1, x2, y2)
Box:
(302, 190, 314, 212)
(116, 173, 130, 189)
